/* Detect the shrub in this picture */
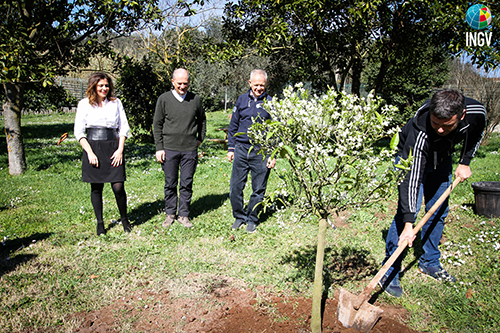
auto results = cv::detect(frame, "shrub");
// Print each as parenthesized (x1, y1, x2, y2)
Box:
(22, 84, 78, 114)
(116, 56, 170, 143)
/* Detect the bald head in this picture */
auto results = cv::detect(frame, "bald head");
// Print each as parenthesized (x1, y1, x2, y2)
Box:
(172, 68, 190, 95)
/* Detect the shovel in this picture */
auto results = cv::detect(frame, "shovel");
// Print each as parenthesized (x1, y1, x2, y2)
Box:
(337, 176, 462, 333)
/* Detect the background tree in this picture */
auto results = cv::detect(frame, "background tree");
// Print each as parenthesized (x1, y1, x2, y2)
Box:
(364, 44, 451, 127)
(446, 58, 500, 141)
(219, 0, 499, 119)
(0, 0, 160, 175)
(22, 84, 78, 114)
(116, 14, 274, 140)
(135, 0, 225, 78)
(221, 0, 375, 93)
(116, 56, 170, 143)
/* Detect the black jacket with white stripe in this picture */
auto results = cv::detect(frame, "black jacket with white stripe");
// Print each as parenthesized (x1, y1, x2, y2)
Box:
(397, 97, 487, 223)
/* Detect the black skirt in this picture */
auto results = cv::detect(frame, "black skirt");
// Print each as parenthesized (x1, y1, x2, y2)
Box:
(81, 139, 126, 183)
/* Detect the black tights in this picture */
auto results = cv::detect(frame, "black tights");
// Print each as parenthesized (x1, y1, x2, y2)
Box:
(90, 182, 128, 223)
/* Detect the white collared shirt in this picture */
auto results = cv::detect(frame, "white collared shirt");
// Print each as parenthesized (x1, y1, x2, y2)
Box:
(172, 89, 186, 102)
(74, 97, 131, 141)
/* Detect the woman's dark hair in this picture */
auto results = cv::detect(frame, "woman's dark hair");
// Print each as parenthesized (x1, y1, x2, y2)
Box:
(429, 89, 465, 119)
(85, 72, 116, 106)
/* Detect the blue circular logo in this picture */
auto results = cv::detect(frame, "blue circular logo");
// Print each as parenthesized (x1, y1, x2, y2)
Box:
(466, 4, 492, 30)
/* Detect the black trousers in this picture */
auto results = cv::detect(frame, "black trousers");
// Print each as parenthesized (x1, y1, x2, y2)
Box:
(161, 149, 198, 217)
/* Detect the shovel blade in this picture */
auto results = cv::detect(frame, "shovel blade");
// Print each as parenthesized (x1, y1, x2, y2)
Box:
(353, 302, 383, 333)
(337, 288, 358, 328)
(338, 288, 383, 332)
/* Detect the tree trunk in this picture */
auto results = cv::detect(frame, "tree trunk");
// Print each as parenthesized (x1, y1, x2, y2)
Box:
(373, 53, 391, 95)
(3, 83, 26, 175)
(310, 217, 328, 333)
(351, 57, 362, 97)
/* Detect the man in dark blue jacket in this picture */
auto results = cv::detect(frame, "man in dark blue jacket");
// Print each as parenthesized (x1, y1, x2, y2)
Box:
(380, 89, 486, 297)
(227, 69, 276, 233)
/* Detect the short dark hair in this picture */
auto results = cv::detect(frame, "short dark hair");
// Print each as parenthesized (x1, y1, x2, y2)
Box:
(429, 89, 465, 119)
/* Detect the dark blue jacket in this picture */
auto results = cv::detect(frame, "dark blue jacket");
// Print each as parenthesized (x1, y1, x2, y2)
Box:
(228, 89, 272, 152)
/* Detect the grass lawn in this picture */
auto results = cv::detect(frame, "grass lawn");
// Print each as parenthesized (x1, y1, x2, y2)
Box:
(0, 111, 499, 332)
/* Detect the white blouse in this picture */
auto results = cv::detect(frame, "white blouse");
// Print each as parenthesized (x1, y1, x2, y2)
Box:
(74, 97, 131, 141)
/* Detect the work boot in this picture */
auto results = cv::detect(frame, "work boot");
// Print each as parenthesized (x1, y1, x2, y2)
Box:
(379, 274, 403, 298)
(178, 216, 193, 228)
(418, 265, 456, 282)
(162, 214, 175, 228)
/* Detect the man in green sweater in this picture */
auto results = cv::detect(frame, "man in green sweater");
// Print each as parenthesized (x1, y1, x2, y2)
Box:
(153, 68, 206, 228)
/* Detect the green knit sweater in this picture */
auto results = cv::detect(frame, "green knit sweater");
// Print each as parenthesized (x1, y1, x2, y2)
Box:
(153, 91, 206, 152)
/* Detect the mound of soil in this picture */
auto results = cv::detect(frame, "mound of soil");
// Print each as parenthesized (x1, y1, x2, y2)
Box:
(71, 278, 421, 333)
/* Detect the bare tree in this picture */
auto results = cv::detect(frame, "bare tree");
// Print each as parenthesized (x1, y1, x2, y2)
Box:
(137, 0, 224, 77)
(446, 58, 500, 141)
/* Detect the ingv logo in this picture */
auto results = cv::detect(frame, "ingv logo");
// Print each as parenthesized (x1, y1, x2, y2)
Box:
(465, 4, 493, 47)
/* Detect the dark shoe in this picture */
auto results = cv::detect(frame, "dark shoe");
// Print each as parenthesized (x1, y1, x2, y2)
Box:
(97, 223, 106, 236)
(246, 221, 257, 233)
(418, 265, 456, 282)
(232, 220, 245, 230)
(162, 214, 175, 228)
(379, 274, 403, 298)
(122, 219, 131, 233)
(178, 216, 193, 228)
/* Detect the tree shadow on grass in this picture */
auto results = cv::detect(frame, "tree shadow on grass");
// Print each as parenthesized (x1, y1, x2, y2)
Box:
(22, 122, 74, 140)
(1, 121, 73, 165)
(281, 244, 379, 321)
(0, 232, 52, 277)
(19, 122, 79, 170)
(281, 245, 380, 288)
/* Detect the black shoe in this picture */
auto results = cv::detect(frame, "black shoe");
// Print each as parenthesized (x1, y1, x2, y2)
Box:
(122, 219, 131, 233)
(97, 223, 106, 236)
(246, 222, 257, 233)
(418, 265, 456, 282)
(232, 220, 245, 230)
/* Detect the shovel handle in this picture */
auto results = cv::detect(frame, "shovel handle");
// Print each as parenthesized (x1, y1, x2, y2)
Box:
(353, 176, 462, 308)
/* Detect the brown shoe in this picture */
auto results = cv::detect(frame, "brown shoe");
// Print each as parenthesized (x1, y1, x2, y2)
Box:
(162, 214, 175, 228)
(178, 216, 193, 228)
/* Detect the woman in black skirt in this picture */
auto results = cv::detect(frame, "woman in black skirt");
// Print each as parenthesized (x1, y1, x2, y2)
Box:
(74, 73, 131, 235)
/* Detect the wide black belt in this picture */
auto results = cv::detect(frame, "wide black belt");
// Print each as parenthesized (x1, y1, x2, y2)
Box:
(86, 127, 118, 141)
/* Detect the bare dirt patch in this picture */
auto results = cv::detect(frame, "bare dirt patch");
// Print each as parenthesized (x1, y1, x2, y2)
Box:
(65, 276, 421, 333)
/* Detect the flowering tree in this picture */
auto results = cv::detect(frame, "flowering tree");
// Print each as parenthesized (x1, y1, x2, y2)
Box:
(249, 84, 411, 333)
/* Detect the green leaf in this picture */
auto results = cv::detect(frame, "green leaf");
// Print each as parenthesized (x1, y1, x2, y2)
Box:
(395, 149, 413, 171)
(271, 147, 281, 160)
(375, 111, 383, 125)
(390, 132, 399, 150)
(281, 145, 296, 159)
